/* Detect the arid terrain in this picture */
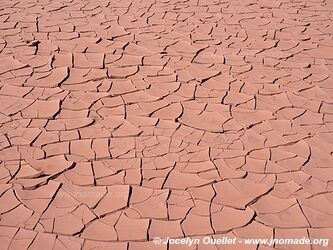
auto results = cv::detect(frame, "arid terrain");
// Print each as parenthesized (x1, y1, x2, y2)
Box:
(0, 0, 333, 249)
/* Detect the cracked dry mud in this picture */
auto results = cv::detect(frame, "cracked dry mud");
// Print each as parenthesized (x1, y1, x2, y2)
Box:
(0, 0, 333, 249)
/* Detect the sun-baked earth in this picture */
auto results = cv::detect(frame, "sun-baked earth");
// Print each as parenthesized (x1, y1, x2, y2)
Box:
(0, 0, 333, 249)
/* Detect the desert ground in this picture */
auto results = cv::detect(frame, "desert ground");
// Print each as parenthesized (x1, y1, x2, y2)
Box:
(0, 0, 333, 249)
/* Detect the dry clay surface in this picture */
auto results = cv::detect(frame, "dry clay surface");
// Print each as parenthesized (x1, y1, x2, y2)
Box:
(0, 0, 333, 249)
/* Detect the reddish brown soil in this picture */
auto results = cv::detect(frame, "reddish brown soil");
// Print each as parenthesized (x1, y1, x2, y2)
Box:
(0, 0, 333, 249)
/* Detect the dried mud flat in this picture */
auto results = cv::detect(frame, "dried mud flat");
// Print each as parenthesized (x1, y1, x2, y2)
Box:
(0, 0, 333, 249)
